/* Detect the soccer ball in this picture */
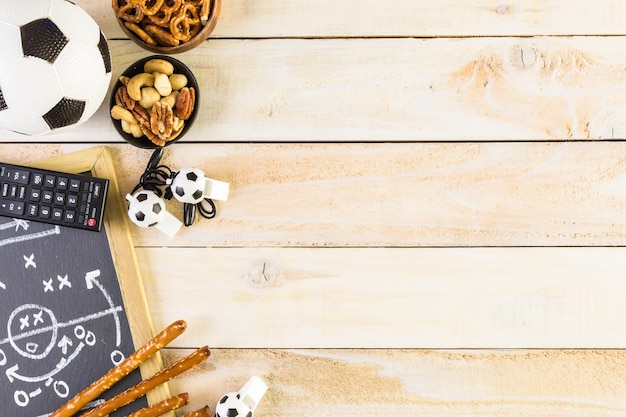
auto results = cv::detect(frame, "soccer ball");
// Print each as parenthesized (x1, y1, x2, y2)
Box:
(215, 377, 268, 417)
(214, 393, 252, 417)
(0, 0, 112, 135)
(171, 167, 206, 204)
(125, 190, 182, 237)
(126, 190, 165, 228)
(170, 167, 230, 204)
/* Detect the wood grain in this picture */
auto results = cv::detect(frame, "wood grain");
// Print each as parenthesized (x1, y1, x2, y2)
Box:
(163, 348, 626, 417)
(86, 0, 626, 38)
(3, 0, 626, 414)
(6, 36, 626, 142)
(3, 143, 626, 247)
(137, 246, 626, 349)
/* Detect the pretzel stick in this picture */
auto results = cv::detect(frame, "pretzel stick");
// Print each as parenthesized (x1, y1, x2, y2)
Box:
(50, 320, 187, 417)
(82, 346, 211, 417)
(182, 406, 212, 417)
(200, 0, 210, 24)
(128, 392, 189, 417)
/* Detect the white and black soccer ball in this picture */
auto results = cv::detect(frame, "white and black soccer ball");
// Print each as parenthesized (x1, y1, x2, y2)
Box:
(171, 167, 206, 204)
(0, 0, 112, 135)
(214, 392, 252, 417)
(126, 190, 166, 228)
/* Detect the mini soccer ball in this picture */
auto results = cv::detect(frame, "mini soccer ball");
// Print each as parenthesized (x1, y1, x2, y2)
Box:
(215, 376, 268, 417)
(0, 0, 112, 135)
(170, 167, 230, 204)
(172, 168, 206, 204)
(126, 190, 165, 228)
(126, 190, 182, 237)
(214, 393, 252, 417)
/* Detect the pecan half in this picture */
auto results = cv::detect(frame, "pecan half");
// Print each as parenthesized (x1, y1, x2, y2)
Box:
(115, 86, 136, 111)
(140, 124, 166, 147)
(131, 105, 151, 129)
(175, 87, 195, 120)
(150, 101, 174, 140)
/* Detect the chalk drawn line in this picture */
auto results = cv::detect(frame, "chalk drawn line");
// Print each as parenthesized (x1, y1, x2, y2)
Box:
(5, 342, 85, 383)
(85, 270, 122, 347)
(0, 306, 123, 347)
(0, 219, 29, 231)
(0, 225, 61, 247)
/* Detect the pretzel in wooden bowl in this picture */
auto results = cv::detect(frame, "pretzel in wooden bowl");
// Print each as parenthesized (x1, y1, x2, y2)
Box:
(113, 0, 221, 53)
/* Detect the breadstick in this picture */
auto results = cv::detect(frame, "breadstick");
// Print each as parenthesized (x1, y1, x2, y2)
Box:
(82, 346, 211, 417)
(182, 406, 212, 417)
(128, 392, 189, 417)
(50, 320, 187, 417)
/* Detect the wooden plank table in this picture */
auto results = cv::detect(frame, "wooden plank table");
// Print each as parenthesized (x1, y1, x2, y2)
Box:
(3, 1, 626, 415)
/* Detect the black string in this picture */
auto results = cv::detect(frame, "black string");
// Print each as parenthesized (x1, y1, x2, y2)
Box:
(131, 164, 174, 197)
(131, 148, 219, 225)
(197, 198, 216, 219)
(183, 203, 196, 226)
(131, 149, 174, 197)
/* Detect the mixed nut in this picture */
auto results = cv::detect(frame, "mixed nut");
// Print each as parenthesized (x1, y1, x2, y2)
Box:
(111, 58, 196, 146)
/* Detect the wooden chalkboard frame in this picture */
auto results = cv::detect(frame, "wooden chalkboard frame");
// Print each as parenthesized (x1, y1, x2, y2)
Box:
(28, 146, 171, 408)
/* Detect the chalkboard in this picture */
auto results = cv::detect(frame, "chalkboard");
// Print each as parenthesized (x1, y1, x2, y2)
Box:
(0, 148, 169, 416)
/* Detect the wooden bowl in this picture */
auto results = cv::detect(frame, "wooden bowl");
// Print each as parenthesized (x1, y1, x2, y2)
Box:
(109, 55, 200, 149)
(115, 0, 221, 54)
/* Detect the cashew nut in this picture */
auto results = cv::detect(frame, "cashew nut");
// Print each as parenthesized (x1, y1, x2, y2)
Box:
(127, 73, 155, 101)
(161, 91, 179, 109)
(111, 105, 137, 124)
(144, 59, 174, 76)
(120, 119, 141, 137)
(122, 120, 144, 138)
(153, 72, 173, 97)
(139, 87, 161, 109)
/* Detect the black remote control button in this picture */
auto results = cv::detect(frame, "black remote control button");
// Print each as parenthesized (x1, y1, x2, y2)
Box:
(0, 162, 108, 232)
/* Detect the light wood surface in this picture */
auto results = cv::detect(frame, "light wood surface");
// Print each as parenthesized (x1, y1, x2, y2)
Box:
(2, 1, 626, 416)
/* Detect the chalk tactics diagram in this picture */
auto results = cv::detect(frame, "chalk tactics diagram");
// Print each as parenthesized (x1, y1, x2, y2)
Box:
(0, 217, 146, 417)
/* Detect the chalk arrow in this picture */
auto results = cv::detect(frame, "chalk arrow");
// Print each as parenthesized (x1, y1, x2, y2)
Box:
(85, 270, 122, 347)
(5, 342, 84, 383)
(5, 364, 19, 383)
(57, 335, 73, 355)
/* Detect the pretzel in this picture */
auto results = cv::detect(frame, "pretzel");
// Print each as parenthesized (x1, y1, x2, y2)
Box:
(199, 0, 211, 24)
(49, 320, 187, 417)
(113, 0, 145, 23)
(182, 406, 212, 417)
(145, 23, 181, 46)
(161, 0, 183, 14)
(81, 346, 211, 417)
(138, 0, 166, 16)
(114, 0, 211, 47)
(128, 393, 189, 417)
(146, 10, 173, 27)
(124, 21, 158, 45)
(170, 3, 201, 42)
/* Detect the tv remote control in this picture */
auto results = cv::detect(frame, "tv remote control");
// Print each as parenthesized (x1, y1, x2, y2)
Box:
(0, 162, 109, 231)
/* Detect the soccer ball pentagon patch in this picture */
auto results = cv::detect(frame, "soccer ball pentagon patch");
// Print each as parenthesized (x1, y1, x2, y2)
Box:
(0, 0, 112, 135)
(214, 393, 252, 417)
